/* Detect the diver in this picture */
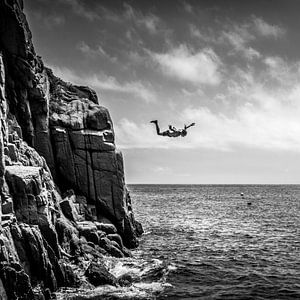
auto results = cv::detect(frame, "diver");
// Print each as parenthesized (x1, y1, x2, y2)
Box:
(150, 120, 195, 137)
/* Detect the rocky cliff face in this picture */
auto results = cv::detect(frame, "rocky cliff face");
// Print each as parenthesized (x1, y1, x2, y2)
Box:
(0, 0, 142, 298)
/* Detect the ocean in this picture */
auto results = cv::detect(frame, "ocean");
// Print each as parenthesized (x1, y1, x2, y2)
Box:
(57, 184, 300, 300)
(129, 184, 300, 299)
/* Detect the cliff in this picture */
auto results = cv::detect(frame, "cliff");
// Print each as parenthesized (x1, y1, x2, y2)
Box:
(0, 0, 142, 298)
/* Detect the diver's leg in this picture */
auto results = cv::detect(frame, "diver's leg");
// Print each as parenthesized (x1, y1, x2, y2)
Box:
(150, 120, 162, 135)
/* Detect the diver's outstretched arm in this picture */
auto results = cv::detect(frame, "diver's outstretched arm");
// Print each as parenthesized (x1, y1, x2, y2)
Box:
(184, 123, 196, 130)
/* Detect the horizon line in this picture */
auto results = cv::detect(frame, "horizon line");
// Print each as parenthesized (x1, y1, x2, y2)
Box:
(127, 183, 300, 185)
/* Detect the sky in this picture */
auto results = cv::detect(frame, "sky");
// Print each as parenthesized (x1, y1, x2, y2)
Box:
(24, 0, 300, 184)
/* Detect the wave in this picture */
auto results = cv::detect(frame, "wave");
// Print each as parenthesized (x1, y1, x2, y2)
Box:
(55, 256, 175, 299)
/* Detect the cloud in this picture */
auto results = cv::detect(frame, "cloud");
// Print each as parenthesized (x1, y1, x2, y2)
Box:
(189, 21, 261, 60)
(89, 76, 156, 103)
(98, 5, 121, 23)
(44, 15, 65, 28)
(31, 10, 65, 29)
(150, 45, 222, 85)
(181, 88, 204, 97)
(182, 1, 193, 13)
(189, 24, 214, 42)
(218, 21, 263, 60)
(221, 30, 261, 60)
(50, 65, 156, 103)
(114, 55, 300, 152)
(60, 0, 99, 21)
(263, 56, 300, 85)
(143, 15, 160, 34)
(253, 17, 286, 38)
(123, 3, 161, 35)
(191, 16, 285, 61)
(180, 96, 300, 152)
(189, 24, 202, 39)
(127, 51, 146, 65)
(179, 57, 300, 152)
(77, 41, 117, 62)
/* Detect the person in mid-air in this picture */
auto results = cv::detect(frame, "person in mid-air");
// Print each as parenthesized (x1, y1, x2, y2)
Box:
(150, 120, 195, 137)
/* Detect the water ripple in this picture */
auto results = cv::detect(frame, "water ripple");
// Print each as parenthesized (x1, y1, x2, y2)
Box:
(130, 184, 300, 299)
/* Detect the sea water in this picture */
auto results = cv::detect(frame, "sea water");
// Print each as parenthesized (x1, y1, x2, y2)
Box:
(130, 184, 300, 299)
(57, 185, 300, 299)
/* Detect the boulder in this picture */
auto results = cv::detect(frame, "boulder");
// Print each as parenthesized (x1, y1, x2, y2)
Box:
(84, 261, 116, 286)
(98, 237, 124, 258)
(77, 221, 99, 245)
(107, 233, 124, 249)
(117, 273, 138, 287)
(135, 220, 144, 236)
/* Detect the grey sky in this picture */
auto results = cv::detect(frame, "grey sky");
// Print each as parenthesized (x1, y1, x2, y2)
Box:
(25, 0, 300, 183)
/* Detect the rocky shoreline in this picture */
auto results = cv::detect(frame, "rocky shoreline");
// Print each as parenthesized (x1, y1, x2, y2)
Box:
(0, 0, 143, 298)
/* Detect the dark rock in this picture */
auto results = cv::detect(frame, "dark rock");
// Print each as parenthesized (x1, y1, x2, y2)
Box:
(80, 243, 104, 260)
(99, 237, 124, 258)
(117, 273, 136, 287)
(84, 261, 116, 286)
(135, 220, 144, 236)
(121, 214, 139, 249)
(77, 221, 99, 245)
(0, 278, 8, 299)
(59, 198, 79, 222)
(32, 284, 48, 300)
(5, 165, 58, 227)
(95, 221, 117, 234)
(20, 224, 57, 291)
(7, 143, 18, 162)
(55, 217, 79, 255)
(48, 74, 141, 249)
(121, 247, 132, 258)
(60, 263, 80, 288)
(107, 234, 124, 249)
(106, 233, 132, 257)
(0, 262, 34, 300)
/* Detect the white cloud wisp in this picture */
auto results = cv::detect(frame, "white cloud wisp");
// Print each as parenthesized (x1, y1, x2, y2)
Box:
(150, 45, 222, 85)
(50, 65, 156, 103)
